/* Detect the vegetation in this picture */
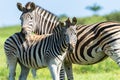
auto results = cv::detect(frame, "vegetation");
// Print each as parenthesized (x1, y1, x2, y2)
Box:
(1, 11, 120, 80)
(86, 3, 102, 15)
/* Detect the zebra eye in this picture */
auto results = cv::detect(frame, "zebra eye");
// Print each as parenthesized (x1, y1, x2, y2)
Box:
(30, 17, 33, 20)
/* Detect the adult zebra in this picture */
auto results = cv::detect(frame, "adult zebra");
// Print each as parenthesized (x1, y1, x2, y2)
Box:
(63, 21, 120, 79)
(4, 18, 77, 80)
(17, 2, 59, 35)
(16, 1, 120, 80)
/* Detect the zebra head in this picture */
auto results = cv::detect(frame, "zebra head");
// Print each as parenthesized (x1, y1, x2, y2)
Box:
(17, 2, 36, 36)
(17, 2, 59, 36)
(62, 17, 77, 53)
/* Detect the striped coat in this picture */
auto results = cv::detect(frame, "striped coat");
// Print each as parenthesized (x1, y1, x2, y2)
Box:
(64, 21, 120, 79)
(4, 18, 77, 80)
(17, 1, 120, 80)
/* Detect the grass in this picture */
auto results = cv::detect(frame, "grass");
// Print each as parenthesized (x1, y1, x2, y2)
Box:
(1, 25, 120, 80)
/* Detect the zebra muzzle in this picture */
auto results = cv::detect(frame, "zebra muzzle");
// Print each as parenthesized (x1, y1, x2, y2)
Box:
(21, 28, 29, 35)
(68, 43, 75, 54)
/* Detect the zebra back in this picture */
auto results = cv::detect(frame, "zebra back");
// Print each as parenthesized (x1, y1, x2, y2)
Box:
(17, 2, 59, 35)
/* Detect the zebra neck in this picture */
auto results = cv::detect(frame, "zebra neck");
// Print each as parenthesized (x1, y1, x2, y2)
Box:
(23, 33, 36, 46)
(33, 6, 59, 34)
(57, 32, 69, 50)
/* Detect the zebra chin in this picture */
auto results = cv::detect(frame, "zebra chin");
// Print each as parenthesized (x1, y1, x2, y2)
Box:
(20, 30, 26, 38)
(20, 28, 31, 37)
(68, 43, 75, 54)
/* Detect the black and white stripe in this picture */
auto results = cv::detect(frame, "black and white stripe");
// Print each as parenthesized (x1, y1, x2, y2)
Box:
(27, 21, 120, 80)
(16, 1, 120, 80)
(4, 18, 77, 80)
(17, 2, 59, 35)
(64, 21, 120, 80)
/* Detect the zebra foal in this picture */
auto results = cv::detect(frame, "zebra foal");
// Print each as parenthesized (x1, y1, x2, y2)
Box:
(4, 18, 77, 80)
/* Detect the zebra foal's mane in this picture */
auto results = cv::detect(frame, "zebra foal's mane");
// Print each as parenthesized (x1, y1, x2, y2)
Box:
(17, 2, 60, 35)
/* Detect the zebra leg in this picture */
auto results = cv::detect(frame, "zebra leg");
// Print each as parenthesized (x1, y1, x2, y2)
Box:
(60, 65, 65, 80)
(7, 54, 17, 80)
(19, 63, 30, 80)
(64, 62, 73, 80)
(48, 61, 62, 80)
(31, 68, 37, 78)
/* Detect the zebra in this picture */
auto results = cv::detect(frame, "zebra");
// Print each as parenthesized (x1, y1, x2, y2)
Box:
(17, 2, 73, 78)
(62, 21, 120, 80)
(4, 18, 77, 80)
(17, 2, 59, 35)
(16, 2, 120, 80)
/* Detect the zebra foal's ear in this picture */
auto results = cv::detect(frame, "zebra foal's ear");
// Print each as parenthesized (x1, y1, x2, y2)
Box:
(59, 22, 64, 27)
(65, 18, 71, 27)
(17, 2, 23, 11)
(66, 18, 71, 24)
(72, 17, 77, 25)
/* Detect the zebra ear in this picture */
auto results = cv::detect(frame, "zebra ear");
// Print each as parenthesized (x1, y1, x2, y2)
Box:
(30, 2, 36, 11)
(17, 2, 24, 11)
(59, 22, 64, 27)
(25, 2, 31, 10)
(72, 17, 77, 25)
(25, 2, 35, 11)
(65, 18, 71, 27)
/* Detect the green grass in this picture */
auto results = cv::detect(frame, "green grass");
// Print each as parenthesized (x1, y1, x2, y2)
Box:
(1, 25, 120, 80)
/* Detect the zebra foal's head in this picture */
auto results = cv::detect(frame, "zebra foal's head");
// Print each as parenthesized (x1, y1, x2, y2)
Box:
(61, 17, 77, 52)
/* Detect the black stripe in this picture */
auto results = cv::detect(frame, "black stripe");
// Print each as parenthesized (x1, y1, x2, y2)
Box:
(4, 40, 16, 51)
(38, 39, 44, 63)
(10, 35, 21, 56)
(77, 25, 92, 36)
(74, 41, 83, 61)
(34, 6, 59, 35)
(77, 22, 105, 37)
(45, 13, 51, 33)
(92, 55, 108, 64)
(77, 23, 120, 61)
(87, 30, 120, 57)
(33, 43, 39, 67)
(28, 46, 32, 67)
(102, 38, 120, 50)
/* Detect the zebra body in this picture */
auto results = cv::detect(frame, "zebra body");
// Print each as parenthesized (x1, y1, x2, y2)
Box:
(64, 21, 120, 80)
(65, 21, 120, 64)
(19, 33, 68, 68)
(4, 18, 77, 80)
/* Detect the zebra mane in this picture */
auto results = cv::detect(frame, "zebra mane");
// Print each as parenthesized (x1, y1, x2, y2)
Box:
(34, 5, 60, 34)
(17, 2, 60, 35)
